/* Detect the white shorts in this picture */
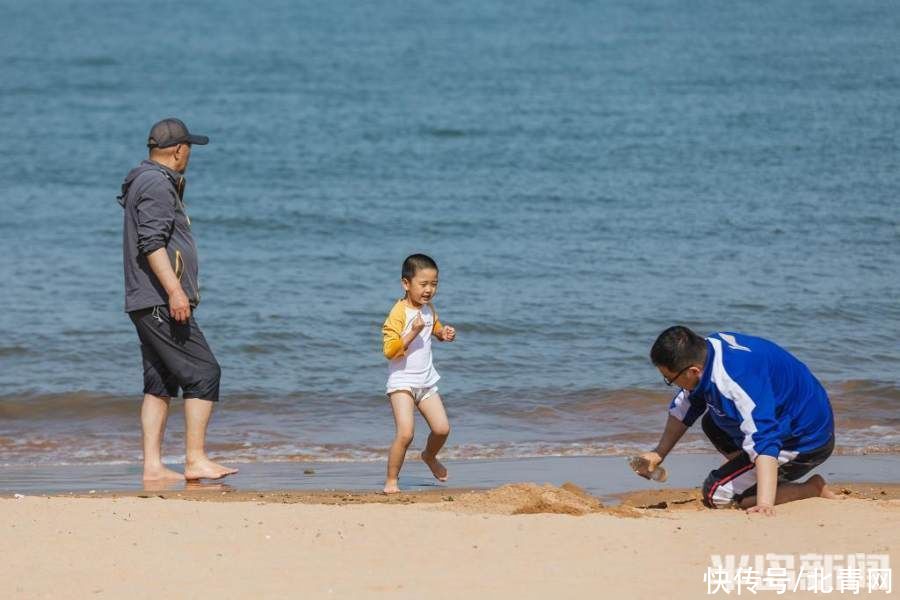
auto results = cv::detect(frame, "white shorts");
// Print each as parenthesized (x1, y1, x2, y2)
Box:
(386, 385, 439, 405)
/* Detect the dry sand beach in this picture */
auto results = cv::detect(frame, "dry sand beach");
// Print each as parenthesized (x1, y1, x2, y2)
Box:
(2, 483, 897, 599)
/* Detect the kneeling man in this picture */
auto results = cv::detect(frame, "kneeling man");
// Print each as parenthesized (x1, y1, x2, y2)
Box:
(638, 326, 836, 515)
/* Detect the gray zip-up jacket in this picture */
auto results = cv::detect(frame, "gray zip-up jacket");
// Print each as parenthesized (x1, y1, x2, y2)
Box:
(118, 160, 201, 312)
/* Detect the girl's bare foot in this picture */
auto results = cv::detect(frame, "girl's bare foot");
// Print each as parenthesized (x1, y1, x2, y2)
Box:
(421, 452, 448, 482)
(142, 465, 184, 481)
(383, 480, 400, 494)
(809, 474, 837, 499)
(184, 458, 238, 481)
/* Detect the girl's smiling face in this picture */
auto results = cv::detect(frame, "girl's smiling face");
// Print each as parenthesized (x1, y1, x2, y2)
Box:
(402, 268, 439, 307)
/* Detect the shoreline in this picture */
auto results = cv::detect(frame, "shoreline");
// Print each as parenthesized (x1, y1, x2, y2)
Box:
(19, 481, 900, 511)
(3, 453, 899, 499)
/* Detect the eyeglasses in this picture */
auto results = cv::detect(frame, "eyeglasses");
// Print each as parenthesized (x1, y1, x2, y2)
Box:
(663, 365, 692, 387)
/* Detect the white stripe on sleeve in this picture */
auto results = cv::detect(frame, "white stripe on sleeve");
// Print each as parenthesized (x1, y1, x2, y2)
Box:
(668, 388, 691, 421)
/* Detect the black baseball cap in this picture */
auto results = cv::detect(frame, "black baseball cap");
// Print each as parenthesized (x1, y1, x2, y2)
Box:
(147, 118, 209, 148)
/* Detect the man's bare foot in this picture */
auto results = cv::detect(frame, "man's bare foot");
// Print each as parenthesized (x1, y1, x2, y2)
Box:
(421, 452, 448, 482)
(142, 465, 185, 482)
(809, 474, 837, 499)
(184, 458, 238, 481)
(383, 480, 400, 494)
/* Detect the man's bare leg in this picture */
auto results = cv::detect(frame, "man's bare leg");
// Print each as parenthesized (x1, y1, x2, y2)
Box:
(417, 393, 450, 482)
(739, 474, 836, 509)
(141, 394, 183, 481)
(183, 397, 238, 480)
(384, 392, 416, 494)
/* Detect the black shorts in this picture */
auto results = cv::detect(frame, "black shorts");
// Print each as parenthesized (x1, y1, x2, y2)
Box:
(129, 306, 221, 402)
(700, 412, 834, 508)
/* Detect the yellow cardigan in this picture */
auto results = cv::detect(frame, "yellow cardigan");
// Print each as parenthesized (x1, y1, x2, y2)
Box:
(381, 299, 444, 359)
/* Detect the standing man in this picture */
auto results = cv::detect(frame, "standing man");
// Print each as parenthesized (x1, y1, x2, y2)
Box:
(636, 326, 835, 515)
(117, 118, 237, 482)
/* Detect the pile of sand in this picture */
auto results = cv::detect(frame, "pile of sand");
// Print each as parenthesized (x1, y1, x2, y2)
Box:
(617, 488, 705, 511)
(448, 482, 613, 515)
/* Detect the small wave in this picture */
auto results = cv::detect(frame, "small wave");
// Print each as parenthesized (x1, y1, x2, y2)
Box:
(199, 215, 294, 232)
(237, 343, 280, 355)
(3, 432, 898, 468)
(0, 392, 137, 421)
(727, 302, 769, 312)
(1, 381, 897, 465)
(5, 85, 45, 95)
(0, 345, 31, 357)
(3, 380, 897, 427)
(60, 329, 122, 337)
(419, 127, 477, 139)
(451, 321, 524, 336)
(71, 56, 118, 67)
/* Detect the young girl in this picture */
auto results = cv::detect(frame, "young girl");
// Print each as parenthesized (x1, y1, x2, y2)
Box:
(381, 254, 456, 494)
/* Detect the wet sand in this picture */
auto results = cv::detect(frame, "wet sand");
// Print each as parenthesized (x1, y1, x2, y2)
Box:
(4, 453, 900, 498)
(50, 480, 900, 511)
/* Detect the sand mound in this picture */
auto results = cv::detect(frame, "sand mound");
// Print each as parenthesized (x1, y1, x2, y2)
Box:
(617, 488, 705, 511)
(450, 482, 608, 516)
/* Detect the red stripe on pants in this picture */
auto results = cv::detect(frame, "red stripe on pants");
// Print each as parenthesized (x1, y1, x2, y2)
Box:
(707, 463, 755, 507)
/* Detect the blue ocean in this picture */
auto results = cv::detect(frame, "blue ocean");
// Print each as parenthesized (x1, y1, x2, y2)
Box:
(1, 0, 898, 467)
